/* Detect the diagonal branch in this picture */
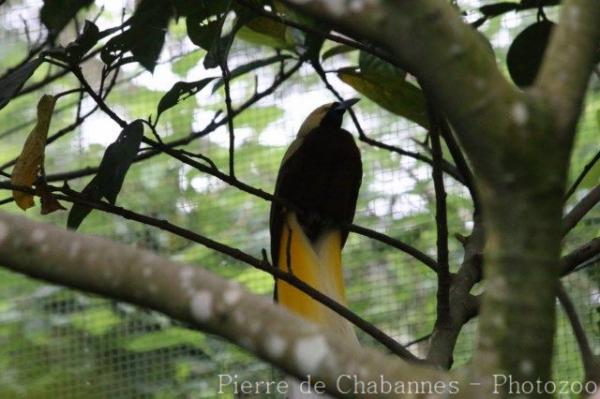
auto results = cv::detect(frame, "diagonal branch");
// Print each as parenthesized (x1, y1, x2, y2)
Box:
(563, 183, 600, 235)
(0, 210, 447, 398)
(0, 181, 421, 362)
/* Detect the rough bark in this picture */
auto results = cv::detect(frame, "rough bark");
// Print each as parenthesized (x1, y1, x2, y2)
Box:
(0, 211, 448, 399)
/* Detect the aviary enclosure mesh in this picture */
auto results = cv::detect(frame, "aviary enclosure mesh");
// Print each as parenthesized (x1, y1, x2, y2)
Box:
(0, 0, 598, 397)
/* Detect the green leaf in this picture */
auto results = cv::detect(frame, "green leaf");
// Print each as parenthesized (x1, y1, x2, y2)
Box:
(40, 0, 94, 36)
(507, 20, 555, 87)
(212, 54, 292, 93)
(156, 78, 215, 123)
(171, 50, 205, 77)
(122, 328, 206, 352)
(321, 44, 356, 61)
(70, 307, 121, 336)
(237, 16, 293, 49)
(235, 105, 284, 133)
(0, 58, 44, 111)
(67, 120, 144, 230)
(338, 68, 428, 128)
(101, 0, 172, 71)
(359, 50, 406, 81)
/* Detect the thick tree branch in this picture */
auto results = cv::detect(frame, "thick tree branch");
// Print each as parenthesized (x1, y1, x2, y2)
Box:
(0, 211, 448, 398)
(0, 181, 420, 362)
(282, 0, 519, 180)
(536, 0, 600, 137)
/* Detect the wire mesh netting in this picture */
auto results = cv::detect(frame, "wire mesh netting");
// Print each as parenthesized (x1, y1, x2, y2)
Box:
(0, 0, 599, 398)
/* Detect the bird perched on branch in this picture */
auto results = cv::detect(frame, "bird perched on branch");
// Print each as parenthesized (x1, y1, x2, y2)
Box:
(270, 99, 362, 347)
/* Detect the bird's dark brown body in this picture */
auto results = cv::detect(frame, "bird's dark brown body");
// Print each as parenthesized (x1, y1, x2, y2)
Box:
(269, 101, 362, 342)
(270, 123, 362, 264)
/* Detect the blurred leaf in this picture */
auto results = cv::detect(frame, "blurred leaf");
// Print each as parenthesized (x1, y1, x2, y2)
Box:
(212, 54, 292, 93)
(171, 50, 205, 78)
(123, 328, 205, 352)
(479, 2, 518, 17)
(157, 78, 215, 123)
(338, 68, 428, 128)
(507, 20, 554, 87)
(236, 105, 284, 133)
(70, 307, 121, 336)
(359, 50, 406, 81)
(101, 0, 172, 71)
(321, 44, 356, 61)
(237, 16, 292, 49)
(67, 120, 144, 229)
(0, 58, 43, 111)
(11, 95, 56, 210)
(40, 0, 94, 36)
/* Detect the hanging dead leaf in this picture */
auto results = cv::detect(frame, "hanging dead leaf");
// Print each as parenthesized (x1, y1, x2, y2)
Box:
(11, 94, 56, 210)
(36, 181, 66, 215)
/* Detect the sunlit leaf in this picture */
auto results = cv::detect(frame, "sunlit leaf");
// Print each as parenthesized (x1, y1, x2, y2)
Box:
(338, 68, 428, 128)
(507, 20, 554, 87)
(11, 95, 56, 210)
(171, 50, 205, 78)
(0, 58, 43, 111)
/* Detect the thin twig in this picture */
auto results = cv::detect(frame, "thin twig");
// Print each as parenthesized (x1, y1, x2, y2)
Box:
(565, 149, 600, 199)
(427, 104, 451, 329)
(220, 61, 236, 178)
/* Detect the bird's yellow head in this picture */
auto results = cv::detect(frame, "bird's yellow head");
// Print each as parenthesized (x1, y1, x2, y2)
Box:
(297, 99, 359, 138)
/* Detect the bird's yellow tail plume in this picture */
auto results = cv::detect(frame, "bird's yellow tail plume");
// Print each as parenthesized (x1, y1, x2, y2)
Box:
(277, 213, 358, 344)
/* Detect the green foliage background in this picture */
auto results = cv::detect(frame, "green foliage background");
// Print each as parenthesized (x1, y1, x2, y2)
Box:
(0, 0, 598, 398)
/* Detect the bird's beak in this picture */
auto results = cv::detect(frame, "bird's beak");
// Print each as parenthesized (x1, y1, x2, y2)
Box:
(334, 98, 360, 112)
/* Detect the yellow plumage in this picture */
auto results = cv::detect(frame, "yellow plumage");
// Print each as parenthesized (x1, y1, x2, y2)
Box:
(277, 213, 357, 343)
